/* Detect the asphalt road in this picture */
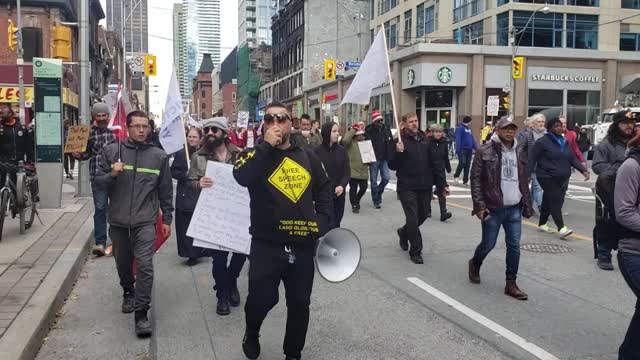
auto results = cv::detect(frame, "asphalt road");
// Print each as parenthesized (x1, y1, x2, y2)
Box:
(35, 172, 633, 360)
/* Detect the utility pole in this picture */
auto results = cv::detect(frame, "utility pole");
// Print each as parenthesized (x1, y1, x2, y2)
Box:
(77, 0, 91, 196)
(15, 0, 25, 124)
(508, 27, 516, 117)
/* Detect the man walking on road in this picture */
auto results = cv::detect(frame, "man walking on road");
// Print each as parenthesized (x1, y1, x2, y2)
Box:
(233, 102, 332, 360)
(95, 111, 173, 337)
(468, 118, 533, 300)
(593, 111, 636, 270)
(454, 116, 477, 185)
(73, 102, 115, 257)
(391, 113, 446, 264)
(365, 110, 393, 209)
(188, 117, 247, 316)
(290, 114, 321, 148)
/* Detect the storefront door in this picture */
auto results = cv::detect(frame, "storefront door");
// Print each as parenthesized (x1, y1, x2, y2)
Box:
(425, 109, 452, 129)
(418, 89, 457, 131)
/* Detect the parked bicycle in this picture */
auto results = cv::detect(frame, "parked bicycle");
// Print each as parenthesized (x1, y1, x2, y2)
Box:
(0, 161, 39, 240)
(448, 140, 457, 160)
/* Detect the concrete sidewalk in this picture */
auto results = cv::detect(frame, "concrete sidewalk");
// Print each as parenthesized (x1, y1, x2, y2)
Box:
(0, 182, 94, 360)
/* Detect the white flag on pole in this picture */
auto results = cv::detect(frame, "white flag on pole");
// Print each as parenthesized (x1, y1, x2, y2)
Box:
(160, 66, 185, 155)
(340, 30, 390, 106)
(189, 115, 201, 128)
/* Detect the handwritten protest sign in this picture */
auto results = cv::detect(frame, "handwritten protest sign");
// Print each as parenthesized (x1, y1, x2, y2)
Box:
(358, 140, 377, 164)
(187, 161, 251, 254)
(64, 125, 90, 153)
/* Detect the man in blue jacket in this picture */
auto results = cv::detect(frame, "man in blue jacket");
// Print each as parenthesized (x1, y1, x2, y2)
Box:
(454, 116, 478, 185)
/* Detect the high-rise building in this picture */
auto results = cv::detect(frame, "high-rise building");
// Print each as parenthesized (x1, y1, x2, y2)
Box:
(106, 0, 148, 53)
(173, 3, 189, 102)
(184, 0, 221, 83)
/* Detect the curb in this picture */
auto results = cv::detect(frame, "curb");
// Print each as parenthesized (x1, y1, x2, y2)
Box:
(0, 211, 94, 360)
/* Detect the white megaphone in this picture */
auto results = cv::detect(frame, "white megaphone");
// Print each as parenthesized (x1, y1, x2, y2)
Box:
(315, 228, 361, 283)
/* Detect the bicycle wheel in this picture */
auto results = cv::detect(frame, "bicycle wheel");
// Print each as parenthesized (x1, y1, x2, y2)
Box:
(16, 173, 35, 234)
(0, 189, 9, 241)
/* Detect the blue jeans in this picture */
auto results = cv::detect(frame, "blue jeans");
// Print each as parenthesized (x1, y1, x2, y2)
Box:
(617, 251, 640, 359)
(369, 160, 390, 205)
(91, 182, 109, 247)
(530, 175, 543, 212)
(472, 206, 522, 280)
(454, 149, 473, 184)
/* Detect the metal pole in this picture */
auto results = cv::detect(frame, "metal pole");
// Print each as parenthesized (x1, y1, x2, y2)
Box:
(16, 0, 25, 124)
(77, 0, 91, 196)
(122, 1, 126, 88)
(509, 27, 515, 118)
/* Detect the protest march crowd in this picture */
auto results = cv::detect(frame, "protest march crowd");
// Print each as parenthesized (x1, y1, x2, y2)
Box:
(47, 99, 639, 359)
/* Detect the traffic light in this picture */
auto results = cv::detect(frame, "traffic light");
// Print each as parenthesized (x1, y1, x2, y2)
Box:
(324, 59, 335, 81)
(7, 20, 19, 51)
(512, 56, 524, 79)
(52, 26, 72, 61)
(503, 97, 510, 110)
(145, 54, 157, 77)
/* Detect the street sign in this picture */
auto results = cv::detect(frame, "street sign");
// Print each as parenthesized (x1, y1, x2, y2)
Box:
(487, 95, 500, 117)
(237, 111, 249, 128)
(336, 61, 345, 70)
(346, 61, 362, 70)
(126, 53, 147, 74)
(33, 58, 63, 163)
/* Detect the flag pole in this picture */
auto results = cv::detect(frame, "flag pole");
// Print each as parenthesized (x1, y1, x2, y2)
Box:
(381, 25, 403, 144)
(181, 114, 190, 170)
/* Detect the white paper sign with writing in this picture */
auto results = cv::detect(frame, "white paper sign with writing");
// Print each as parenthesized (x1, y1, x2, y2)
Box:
(187, 161, 251, 254)
(358, 140, 377, 164)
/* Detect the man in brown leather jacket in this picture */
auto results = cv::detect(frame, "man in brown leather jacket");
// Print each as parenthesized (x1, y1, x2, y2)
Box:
(468, 117, 533, 300)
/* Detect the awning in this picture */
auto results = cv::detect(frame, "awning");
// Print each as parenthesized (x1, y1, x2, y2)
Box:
(620, 74, 640, 93)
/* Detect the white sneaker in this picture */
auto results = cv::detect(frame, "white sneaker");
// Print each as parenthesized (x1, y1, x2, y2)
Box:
(558, 226, 573, 238)
(454, 178, 462, 184)
(538, 224, 552, 233)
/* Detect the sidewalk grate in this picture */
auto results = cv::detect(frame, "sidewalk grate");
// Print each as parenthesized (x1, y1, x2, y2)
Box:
(521, 243, 573, 254)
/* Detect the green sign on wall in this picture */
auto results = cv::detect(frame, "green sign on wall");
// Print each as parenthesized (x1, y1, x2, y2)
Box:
(33, 58, 63, 163)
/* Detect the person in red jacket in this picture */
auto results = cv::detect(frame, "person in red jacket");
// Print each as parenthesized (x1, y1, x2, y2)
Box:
(560, 116, 586, 166)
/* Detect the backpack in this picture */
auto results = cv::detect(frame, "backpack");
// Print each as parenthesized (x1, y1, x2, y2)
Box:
(594, 154, 640, 250)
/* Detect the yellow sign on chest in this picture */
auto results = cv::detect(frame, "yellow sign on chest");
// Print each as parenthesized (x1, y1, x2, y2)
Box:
(268, 157, 311, 203)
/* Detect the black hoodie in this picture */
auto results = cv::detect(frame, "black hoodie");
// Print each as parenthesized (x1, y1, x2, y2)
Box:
(389, 129, 441, 191)
(314, 123, 350, 191)
(233, 141, 333, 246)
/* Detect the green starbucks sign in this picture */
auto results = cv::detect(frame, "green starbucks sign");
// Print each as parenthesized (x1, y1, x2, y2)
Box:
(437, 67, 452, 84)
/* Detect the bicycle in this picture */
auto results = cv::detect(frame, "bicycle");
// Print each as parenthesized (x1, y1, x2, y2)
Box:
(448, 140, 457, 160)
(0, 161, 39, 240)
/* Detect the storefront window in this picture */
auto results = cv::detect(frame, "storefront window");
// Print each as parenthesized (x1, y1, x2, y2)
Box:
(566, 14, 598, 50)
(425, 90, 453, 108)
(416, 90, 422, 125)
(345, 103, 365, 127)
(528, 89, 563, 119)
(369, 93, 396, 129)
(567, 90, 600, 127)
(485, 89, 509, 123)
(513, 11, 563, 48)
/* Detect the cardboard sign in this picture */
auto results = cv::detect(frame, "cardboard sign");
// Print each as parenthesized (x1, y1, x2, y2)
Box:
(64, 125, 90, 153)
(358, 140, 377, 164)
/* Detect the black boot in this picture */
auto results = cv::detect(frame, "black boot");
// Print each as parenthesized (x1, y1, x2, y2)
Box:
(440, 212, 452, 222)
(229, 285, 241, 307)
(134, 310, 152, 337)
(121, 290, 135, 313)
(216, 296, 230, 315)
(242, 330, 261, 359)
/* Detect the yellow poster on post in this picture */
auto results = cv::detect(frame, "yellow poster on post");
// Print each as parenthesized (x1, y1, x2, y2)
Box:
(64, 125, 91, 153)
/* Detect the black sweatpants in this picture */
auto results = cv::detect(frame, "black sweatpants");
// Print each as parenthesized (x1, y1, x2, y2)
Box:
(211, 250, 247, 299)
(330, 194, 346, 230)
(110, 224, 156, 312)
(348, 178, 368, 208)
(537, 176, 569, 230)
(426, 185, 448, 217)
(398, 190, 429, 256)
(245, 240, 314, 359)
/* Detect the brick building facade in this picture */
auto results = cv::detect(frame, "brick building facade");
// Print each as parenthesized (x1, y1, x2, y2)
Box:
(190, 53, 214, 120)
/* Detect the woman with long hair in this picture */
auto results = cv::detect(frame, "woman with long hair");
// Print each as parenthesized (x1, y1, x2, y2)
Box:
(171, 127, 204, 265)
(614, 129, 640, 358)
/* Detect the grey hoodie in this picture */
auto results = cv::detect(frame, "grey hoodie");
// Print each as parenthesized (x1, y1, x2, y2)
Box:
(614, 153, 640, 255)
(491, 134, 522, 207)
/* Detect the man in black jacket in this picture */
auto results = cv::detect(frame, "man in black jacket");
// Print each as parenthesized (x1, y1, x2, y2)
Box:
(390, 113, 447, 264)
(365, 110, 393, 209)
(428, 124, 452, 221)
(95, 111, 174, 338)
(233, 102, 332, 360)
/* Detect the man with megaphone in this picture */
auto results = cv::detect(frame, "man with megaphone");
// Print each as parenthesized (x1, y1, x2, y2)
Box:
(233, 102, 333, 360)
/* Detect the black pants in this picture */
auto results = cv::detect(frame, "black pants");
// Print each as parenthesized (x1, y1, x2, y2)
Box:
(426, 185, 448, 216)
(175, 209, 205, 259)
(245, 241, 314, 359)
(63, 153, 75, 175)
(211, 250, 247, 299)
(110, 224, 156, 312)
(330, 194, 345, 230)
(454, 149, 473, 184)
(348, 178, 368, 208)
(398, 190, 429, 256)
(537, 176, 569, 230)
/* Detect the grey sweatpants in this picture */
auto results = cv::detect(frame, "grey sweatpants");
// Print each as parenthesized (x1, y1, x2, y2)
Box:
(110, 224, 156, 312)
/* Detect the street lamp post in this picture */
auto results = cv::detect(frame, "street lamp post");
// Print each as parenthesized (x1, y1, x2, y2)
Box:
(508, 4, 549, 118)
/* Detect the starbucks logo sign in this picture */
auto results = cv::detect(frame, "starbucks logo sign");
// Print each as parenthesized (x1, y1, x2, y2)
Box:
(437, 67, 452, 84)
(407, 69, 415, 85)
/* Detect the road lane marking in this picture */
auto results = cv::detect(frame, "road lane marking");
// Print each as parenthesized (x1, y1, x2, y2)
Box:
(407, 277, 560, 360)
(567, 184, 592, 192)
(446, 202, 593, 242)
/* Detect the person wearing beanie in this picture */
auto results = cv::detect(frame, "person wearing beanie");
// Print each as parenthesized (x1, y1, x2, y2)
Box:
(73, 102, 116, 257)
(529, 116, 590, 238)
(314, 121, 350, 229)
(454, 115, 478, 185)
(592, 111, 637, 270)
(342, 122, 369, 213)
(188, 117, 246, 316)
(365, 110, 394, 209)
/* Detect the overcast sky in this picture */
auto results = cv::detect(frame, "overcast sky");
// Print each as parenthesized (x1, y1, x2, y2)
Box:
(99, 0, 238, 120)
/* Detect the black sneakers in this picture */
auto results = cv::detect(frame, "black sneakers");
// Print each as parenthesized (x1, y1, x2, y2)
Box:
(397, 228, 408, 251)
(134, 310, 152, 337)
(410, 254, 424, 264)
(440, 212, 452, 222)
(121, 290, 135, 314)
(242, 331, 261, 360)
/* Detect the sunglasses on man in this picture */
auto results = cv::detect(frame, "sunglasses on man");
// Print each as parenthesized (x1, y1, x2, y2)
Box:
(203, 126, 221, 134)
(263, 113, 291, 124)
